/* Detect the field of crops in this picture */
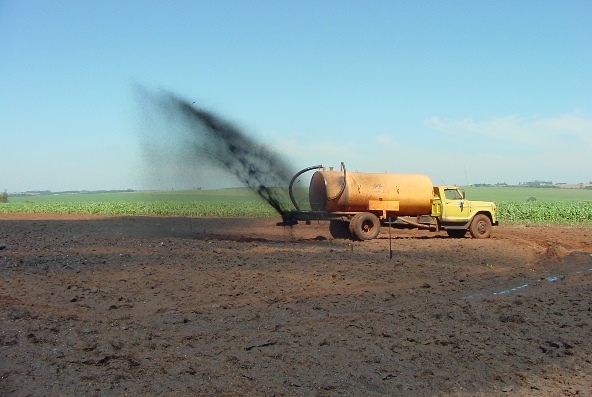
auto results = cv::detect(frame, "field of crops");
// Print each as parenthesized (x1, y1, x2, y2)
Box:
(463, 186, 592, 224)
(1, 189, 280, 218)
(1, 187, 592, 224)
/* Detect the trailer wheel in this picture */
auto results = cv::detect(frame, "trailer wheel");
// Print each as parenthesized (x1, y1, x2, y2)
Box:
(329, 220, 351, 239)
(349, 213, 381, 240)
(469, 214, 492, 238)
(447, 229, 467, 238)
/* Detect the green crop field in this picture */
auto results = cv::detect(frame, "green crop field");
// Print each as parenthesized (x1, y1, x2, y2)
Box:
(1, 189, 280, 218)
(463, 186, 592, 224)
(1, 186, 592, 224)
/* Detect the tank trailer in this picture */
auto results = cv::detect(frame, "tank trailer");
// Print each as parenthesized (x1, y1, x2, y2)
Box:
(278, 163, 498, 241)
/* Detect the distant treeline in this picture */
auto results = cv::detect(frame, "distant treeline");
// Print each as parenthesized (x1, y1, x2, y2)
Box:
(10, 189, 137, 197)
(474, 181, 592, 189)
(473, 183, 559, 188)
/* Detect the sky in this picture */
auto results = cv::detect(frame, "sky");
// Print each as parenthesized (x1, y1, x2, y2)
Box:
(1, 0, 591, 192)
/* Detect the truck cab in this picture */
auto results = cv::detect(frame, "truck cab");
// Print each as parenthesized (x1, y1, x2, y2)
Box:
(432, 186, 498, 238)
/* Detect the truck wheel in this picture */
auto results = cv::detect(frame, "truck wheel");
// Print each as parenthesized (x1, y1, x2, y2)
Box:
(469, 214, 492, 238)
(447, 229, 467, 238)
(329, 220, 351, 239)
(349, 213, 381, 240)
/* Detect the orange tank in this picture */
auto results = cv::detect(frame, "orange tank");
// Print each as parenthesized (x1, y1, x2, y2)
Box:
(309, 170, 434, 216)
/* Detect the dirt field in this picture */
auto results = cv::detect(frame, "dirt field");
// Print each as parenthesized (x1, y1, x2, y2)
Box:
(1, 214, 591, 396)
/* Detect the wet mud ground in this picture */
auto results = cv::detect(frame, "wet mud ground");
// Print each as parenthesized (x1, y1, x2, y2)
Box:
(0, 214, 591, 396)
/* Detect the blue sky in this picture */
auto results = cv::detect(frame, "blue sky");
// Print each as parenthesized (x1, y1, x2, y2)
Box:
(1, 0, 591, 192)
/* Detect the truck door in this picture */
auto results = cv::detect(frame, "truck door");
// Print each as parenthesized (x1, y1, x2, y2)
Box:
(441, 188, 469, 222)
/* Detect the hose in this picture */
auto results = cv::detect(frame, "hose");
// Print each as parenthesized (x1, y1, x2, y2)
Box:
(288, 164, 324, 211)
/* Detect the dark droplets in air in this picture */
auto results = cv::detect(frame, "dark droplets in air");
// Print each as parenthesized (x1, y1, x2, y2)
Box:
(157, 92, 295, 215)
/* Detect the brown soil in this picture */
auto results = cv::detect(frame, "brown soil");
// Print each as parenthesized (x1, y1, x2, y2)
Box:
(1, 214, 591, 396)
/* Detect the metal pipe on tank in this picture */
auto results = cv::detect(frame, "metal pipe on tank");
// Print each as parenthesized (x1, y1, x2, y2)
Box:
(288, 164, 324, 211)
(326, 162, 347, 201)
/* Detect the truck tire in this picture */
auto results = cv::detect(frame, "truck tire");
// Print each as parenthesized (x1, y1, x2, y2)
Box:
(329, 220, 351, 239)
(349, 213, 381, 240)
(447, 229, 467, 238)
(469, 214, 492, 238)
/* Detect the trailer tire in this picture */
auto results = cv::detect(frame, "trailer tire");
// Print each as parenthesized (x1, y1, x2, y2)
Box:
(329, 220, 351, 239)
(469, 214, 492, 239)
(349, 213, 381, 240)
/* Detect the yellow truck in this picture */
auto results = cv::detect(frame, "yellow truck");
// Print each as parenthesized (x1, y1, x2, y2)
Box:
(279, 163, 498, 240)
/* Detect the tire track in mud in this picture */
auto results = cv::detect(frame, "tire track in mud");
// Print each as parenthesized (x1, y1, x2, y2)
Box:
(462, 251, 592, 300)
